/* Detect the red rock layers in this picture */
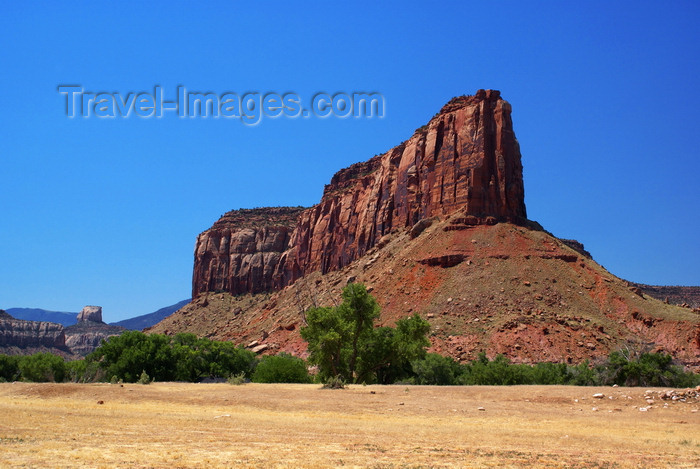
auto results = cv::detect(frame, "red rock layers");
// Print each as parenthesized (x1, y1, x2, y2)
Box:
(192, 90, 527, 298)
(193, 207, 306, 296)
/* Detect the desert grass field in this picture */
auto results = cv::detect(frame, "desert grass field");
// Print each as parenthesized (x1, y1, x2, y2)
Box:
(0, 382, 698, 468)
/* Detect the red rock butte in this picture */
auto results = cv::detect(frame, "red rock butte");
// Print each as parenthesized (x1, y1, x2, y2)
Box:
(193, 89, 527, 298)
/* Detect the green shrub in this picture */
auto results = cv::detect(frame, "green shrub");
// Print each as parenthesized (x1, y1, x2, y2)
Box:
(18, 353, 66, 382)
(137, 370, 152, 384)
(66, 359, 103, 383)
(411, 353, 462, 385)
(321, 375, 346, 389)
(595, 351, 699, 387)
(252, 353, 311, 383)
(0, 355, 20, 382)
(227, 372, 247, 385)
(567, 360, 597, 386)
(86, 332, 257, 383)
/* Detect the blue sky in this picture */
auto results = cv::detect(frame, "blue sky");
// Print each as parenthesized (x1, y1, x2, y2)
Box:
(1, 1, 698, 322)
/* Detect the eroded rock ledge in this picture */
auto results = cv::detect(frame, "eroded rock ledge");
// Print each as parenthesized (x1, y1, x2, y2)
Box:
(193, 90, 527, 298)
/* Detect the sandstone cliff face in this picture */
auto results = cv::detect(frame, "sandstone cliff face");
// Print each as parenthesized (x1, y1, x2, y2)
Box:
(0, 310, 68, 351)
(193, 90, 526, 298)
(192, 207, 307, 296)
(64, 322, 124, 356)
(64, 305, 124, 356)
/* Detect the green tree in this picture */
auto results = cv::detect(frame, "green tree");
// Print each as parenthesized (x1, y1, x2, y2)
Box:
(301, 306, 351, 381)
(301, 284, 430, 384)
(340, 283, 380, 379)
(357, 314, 431, 384)
(87, 331, 176, 382)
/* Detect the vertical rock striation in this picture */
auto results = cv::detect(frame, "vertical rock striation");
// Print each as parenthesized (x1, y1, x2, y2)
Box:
(192, 90, 527, 298)
(192, 207, 307, 296)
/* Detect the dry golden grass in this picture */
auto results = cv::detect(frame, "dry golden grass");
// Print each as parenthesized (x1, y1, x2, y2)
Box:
(0, 382, 698, 468)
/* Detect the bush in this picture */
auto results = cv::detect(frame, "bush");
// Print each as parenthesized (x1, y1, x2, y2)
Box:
(321, 375, 346, 389)
(411, 353, 462, 385)
(252, 353, 311, 383)
(227, 372, 247, 385)
(87, 331, 175, 383)
(137, 370, 152, 385)
(66, 359, 103, 383)
(595, 351, 699, 388)
(0, 354, 20, 382)
(18, 353, 67, 382)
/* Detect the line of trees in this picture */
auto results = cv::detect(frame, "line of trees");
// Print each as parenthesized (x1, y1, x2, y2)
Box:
(1, 345, 697, 388)
(0, 284, 697, 387)
(410, 351, 699, 387)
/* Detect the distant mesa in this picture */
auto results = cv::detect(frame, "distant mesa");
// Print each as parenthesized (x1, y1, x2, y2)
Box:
(0, 305, 125, 358)
(64, 305, 124, 356)
(77, 306, 103, 323)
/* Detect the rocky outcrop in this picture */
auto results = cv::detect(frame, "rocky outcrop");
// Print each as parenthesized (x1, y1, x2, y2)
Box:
(64, 322, 124, 356)
(64, 305, 124, 356)
(193, 90, 527, 298)
(154, 218, 700, 369)
(77, 305, 102, 323)
(559, 239, 592, 259)
(0, 309, 69, 352)
(0, 306, 125, 357)
(192, 207, 307, 296)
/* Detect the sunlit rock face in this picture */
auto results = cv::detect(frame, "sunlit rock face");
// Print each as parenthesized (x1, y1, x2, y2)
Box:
(192, 90, 526, 298)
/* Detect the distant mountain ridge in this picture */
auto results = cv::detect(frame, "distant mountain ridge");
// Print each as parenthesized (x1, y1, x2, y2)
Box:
(5, 308, 78, 327)
(5, 300, 190, 331)
(112, 300, 190, 330)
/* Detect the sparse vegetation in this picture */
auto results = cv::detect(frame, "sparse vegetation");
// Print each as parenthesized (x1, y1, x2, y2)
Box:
(321, 375, 345, 389)
(0, 298, 697, 388)
(227, 372, 247, 385)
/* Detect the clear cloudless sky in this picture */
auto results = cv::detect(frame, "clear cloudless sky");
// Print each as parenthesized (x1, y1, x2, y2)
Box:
(1, 1, 698, 322)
